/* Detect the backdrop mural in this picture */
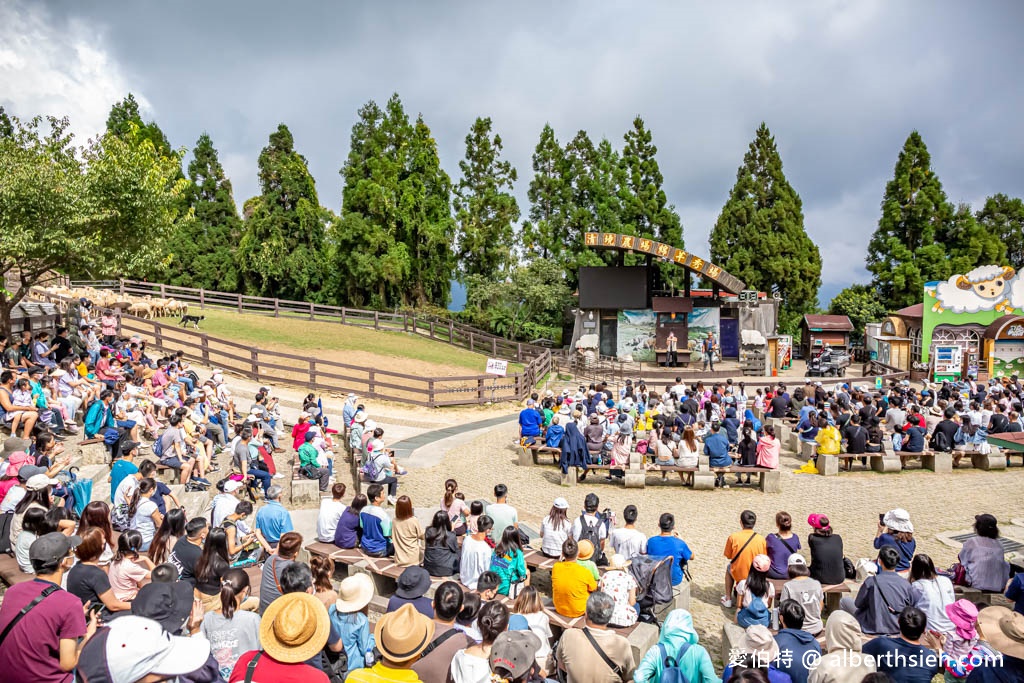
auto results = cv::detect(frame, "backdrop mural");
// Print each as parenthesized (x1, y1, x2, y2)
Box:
(617, 309, 657, 361)
(687, 307, 721, 349)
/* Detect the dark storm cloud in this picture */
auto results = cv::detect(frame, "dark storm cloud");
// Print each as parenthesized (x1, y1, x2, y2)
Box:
(7, 0, 1024, 301)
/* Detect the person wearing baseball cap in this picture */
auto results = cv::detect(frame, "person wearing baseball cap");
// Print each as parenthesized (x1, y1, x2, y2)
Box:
(347, 603, 435, 682)
(779, 553, 825, 636)
(489, 631, 543, 683)
(0, 532, 96, 681)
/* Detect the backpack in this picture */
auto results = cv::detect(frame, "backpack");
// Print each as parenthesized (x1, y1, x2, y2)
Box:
(930, 428, 951, 453)
(737, 594, 769, 628)
(360, 452, 383, 481)
(577, 513, 606, 565)
(658, 642, 692, 683)
(152, 433, 167, 460)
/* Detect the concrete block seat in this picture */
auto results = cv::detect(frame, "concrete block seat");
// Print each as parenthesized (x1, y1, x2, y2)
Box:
(0, 554, 34, 587)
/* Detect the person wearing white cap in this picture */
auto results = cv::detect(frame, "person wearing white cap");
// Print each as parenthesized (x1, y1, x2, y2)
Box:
(211, 479, 245, 529)
(874, 509, 916, 573)
(342, 393, 359, 427)
(77, 615, 212, 682)
(540, 498, 572, 559)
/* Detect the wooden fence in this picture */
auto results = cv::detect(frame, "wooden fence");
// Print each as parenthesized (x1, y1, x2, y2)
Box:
(123, 316, 551, 408)
(74, 279, 547, 364)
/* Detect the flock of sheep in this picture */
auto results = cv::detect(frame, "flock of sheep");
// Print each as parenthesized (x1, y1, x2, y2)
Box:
(37, 285, 190, 319)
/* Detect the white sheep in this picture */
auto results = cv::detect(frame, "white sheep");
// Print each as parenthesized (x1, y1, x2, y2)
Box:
(933, 265, 1017, 314)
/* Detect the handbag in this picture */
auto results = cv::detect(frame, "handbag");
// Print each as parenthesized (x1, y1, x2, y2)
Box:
(948, 562, 971, 586)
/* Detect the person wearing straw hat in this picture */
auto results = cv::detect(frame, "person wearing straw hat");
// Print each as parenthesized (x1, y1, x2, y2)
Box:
(964, 606, 1024, 681)
(598, 554, 638, 627)
(229, 592, 331, 682)
(346, 603, 435, 682)
(329, 573, 376, 672)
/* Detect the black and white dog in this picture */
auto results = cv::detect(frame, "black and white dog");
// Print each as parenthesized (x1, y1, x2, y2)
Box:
(178, 315, 205, 329)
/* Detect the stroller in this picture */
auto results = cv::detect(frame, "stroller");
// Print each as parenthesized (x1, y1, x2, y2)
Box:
(629, 555, 678, 625)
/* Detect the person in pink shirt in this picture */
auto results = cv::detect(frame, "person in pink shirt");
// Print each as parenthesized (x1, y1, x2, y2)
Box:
(756, 424, 781, 469)
(100, 311, 119, 345)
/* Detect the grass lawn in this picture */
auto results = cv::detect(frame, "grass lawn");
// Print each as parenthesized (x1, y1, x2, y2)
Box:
(191, 308, 521, 375)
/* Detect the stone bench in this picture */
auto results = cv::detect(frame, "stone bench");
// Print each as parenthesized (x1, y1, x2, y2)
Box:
(647, 463, 781, 493)
(518, 444, 561, 467)
(953, 585, 1004, 605)
(289, 455, 322, 504)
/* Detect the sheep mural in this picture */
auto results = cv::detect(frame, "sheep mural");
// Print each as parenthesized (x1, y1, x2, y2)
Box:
(932, 265, 1024, 314)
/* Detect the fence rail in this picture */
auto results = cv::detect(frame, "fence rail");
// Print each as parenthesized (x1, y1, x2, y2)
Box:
(35, 288, 550, 408)
(68, 279, 546, 364)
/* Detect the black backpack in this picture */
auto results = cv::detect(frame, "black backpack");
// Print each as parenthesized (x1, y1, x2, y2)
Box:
(930, 428, 952, 453)
(578, 513, 607, 565)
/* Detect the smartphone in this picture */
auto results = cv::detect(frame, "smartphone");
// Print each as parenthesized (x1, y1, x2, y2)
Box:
(879, 514, 886, 525)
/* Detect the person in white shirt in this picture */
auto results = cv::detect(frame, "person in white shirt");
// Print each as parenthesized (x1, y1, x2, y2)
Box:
(210, 480, 244, 528)
(485, 484, 518, 543)
(316, 483, 347, 542)
(609, 505, 647, 561)
(460, 515, 495, 590)
(571, 493, 609, 564)
(540, 498, 572, 559)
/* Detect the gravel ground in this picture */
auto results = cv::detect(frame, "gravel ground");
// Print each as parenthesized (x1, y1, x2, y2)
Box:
(396, 420, 1024, 667)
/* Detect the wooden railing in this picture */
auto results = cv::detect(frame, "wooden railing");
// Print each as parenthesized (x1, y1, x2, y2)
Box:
(34, 288, 550, 407)
(70, 279, 547, 364)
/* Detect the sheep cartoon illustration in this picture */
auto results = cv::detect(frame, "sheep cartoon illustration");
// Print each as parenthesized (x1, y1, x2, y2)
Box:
(933, 265, 1019, 314)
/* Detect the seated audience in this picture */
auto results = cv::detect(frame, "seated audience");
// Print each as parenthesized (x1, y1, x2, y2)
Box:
(647, 512, 694, 587)
(392, 495, 424, 567)
(423, 509, 459, 577)
(807, 514, 845, 586)
(874, 509, 916, 573)
(412, 581, 474, 681)
(555, 591, 636, 682)
(807, 611, 876, 683)
(841, 545, 920, 635)
(781, 554, 824, 636)
(766, 511, 801, 580)
(230, 593, 331, 682)
(316, 483, 347, 543)
(460, 514, 494, 590)
(862, 606, 942, 683)
(330, 573, 375, 673)
(490, 526, 529, 597)
(333, 493, 365, 549)
(598, 553, 639, 627)
(957, 513, 1011, 592)
(552, 538, 597, 618)
(773, 600, 821, 683)
(450, 600, 509, 683)
(388, 566, 435, 619)
(633, 608, 717, 682)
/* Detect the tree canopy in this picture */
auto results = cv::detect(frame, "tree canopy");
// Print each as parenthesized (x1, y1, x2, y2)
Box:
(976, 193, 1024, 271)
(828, 284, 887, 340)
(709, 123, 821, 333)
(237, 124, 328, 301)
(0, 113, 189, 331)
(454, 117, 519, 280)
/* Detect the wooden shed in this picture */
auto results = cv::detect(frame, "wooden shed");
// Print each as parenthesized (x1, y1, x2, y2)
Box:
(800, 314, 854, 358)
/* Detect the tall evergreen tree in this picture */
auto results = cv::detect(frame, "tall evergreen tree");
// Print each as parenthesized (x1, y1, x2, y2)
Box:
(521, 124, 569, 261)
(0, 107, 13, 139)
(709, 123, 821, 332)
(454, 117, 519, 280)
(866, 131, 954, 310)
(106, 94, 173, 157)
(167, 133, 242, 291)
(237, 124, 327, 301)
(563, 132, 625, 274)
(976, 193, 1024, 270)
(334, 94, 455, 308)
(618, 116, 683, 246)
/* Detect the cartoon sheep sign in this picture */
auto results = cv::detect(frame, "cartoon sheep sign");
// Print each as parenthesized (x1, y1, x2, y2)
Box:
(932, 265, 1024, 314)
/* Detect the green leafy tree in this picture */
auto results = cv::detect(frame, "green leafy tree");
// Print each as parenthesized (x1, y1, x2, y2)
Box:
(709, 123, 821, 333)
(106, 94, 174, 158)
(522, 124, 569, 262)
(237, 124, 328, 301)
(462, 259, 572, 343)
(0, 107, 13, 139)
(167, 133, 242, 291)
(866, 131, 954, 310)
(563, 133, 626, 275)
(454, 117, 519, 280)
(976, 193, 1024, 270)
(0, 114, 189, 331)
(828, 284, 887, 340)
(335, 95, 455, 308)
(942, 202, 1006, 276)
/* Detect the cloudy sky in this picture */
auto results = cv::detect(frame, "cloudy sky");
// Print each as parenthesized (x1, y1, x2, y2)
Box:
(3, 0, 1022, 304)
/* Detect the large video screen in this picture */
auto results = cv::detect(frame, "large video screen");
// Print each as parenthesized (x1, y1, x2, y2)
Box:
(579, 266, 648, 309)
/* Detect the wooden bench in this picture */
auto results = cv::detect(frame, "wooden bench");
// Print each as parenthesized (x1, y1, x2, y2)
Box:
(518, 444, 561, 467)
(647, 464, 782, 493)
(0, 554, 34, 587)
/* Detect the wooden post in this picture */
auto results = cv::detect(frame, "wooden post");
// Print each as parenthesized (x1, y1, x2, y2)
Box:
(517, 343, 523, 361)
(341, 308, 346, 325)
(201, 334, 210, 364)
(309, 359, 317, 388)
(492, 338, 497, 356)
(154, 324, 163, 350)
(119, 280, 125, 295)
(403, 315, 408, 333)
(237, 293, 242, 313)
(199, 289, 205, 310)
(448, 321, 454, 343)
(160, 283, 166, 297)
(477, 378, 485, 402)
(274, 299, 279, 317)
(429, 321, 435, 338)
(374, 311, 379, 330)
(368, 369, 375, 397)
(469, 332, 475, 352)
(411, 317, 417, 334)
(428, 380, 435, 408)
(250, 349, 259, 380)
(309, 301, 314, 320)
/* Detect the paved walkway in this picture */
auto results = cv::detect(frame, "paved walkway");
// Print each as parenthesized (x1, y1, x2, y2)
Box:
(390, 413, 517, 460)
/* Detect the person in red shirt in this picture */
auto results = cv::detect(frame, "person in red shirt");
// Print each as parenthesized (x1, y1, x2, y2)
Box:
(229, 592, 331, 683)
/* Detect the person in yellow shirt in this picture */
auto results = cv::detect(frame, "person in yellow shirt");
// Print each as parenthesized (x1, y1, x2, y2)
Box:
(552, 538, 597, 618)
(815, 414, 842, 457)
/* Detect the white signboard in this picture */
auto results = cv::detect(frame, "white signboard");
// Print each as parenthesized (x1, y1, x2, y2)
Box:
(485, 358, 508, 376)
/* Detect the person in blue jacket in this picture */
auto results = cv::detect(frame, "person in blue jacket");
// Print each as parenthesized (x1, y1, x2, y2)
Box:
(518, 399, 542, 444)
(773, 600, 820, 683)
(544, 415, 565, 448)
(84, 389, 116, 438)
(722, 407, 741, 446)
(703, 422, 732, 488)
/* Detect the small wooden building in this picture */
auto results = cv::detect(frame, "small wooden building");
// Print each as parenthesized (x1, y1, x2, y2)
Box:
(800, 314, 854, 358)
(8, 301, 61, 336)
